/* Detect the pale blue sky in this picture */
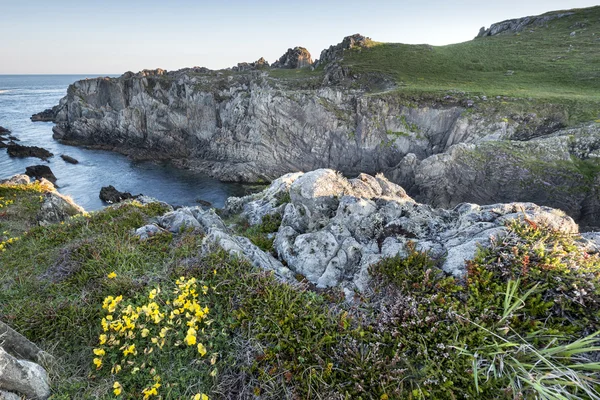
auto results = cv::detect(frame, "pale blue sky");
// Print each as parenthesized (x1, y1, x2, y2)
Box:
(1, 0, 597, 74)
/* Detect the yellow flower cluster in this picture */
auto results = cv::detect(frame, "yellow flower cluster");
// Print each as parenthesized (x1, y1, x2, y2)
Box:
(0, 196, 14, 208)
(0, 236, 19, 252)
(94, 277, 212, 398)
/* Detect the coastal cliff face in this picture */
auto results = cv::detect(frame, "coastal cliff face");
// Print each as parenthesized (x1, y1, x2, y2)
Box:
(46, 13, 600, 227)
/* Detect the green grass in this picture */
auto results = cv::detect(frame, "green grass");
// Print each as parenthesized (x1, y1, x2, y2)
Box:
(343, 7, 600, 100)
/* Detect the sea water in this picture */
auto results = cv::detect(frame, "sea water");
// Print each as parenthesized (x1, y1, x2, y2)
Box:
(0, 75, 252, 210)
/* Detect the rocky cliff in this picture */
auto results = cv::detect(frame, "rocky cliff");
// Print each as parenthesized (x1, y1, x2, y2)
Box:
(41, 10, 600, 227)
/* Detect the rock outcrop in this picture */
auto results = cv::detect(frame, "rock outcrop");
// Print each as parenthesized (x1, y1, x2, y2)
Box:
(31, 108, 57, 122)
(7, 144, 53, 161)
(140, 169, 582, 295)
(25, 165, 57, 184)
(42, 31, 600, 227)
(272, 47, 312, 69)
(476, 11, 574, 37)
(37, 184, 85, 225)
(0, 126, 10, 134)
(99, 185, 138, 204)
(0, 322, 51, 399)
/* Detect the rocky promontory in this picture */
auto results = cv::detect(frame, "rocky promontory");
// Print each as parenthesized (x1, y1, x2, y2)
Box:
(37, 7, 600, 228)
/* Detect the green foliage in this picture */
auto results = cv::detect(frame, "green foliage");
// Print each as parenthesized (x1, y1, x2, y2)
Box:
(233, 213, 283, 252)
(2, 181, 600, 399)
(344, 7, 600, 103)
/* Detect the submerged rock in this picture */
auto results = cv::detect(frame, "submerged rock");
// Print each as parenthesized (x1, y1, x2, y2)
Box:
(25, 165, 57, 184)
(7, 144, 53, 161)
(60, 154, 79, 164)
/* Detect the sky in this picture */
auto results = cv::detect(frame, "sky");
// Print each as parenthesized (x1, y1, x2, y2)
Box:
(1, 0, 598, 74)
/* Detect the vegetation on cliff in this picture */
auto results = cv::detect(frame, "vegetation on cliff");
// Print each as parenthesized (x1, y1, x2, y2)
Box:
(2, 179, 600, 399)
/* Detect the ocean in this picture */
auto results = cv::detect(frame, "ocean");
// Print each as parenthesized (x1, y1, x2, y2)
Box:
(0, 75, 250, 210)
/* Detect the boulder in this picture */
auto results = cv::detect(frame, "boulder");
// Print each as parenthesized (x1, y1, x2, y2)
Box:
(0, 126, 10, 134)
(0, 321, 49, 364)
(37, 191, 85, 225)
(99, 185, 137, 204)
(60, 154, 79, 164)
(134, 224, 163, 240)
(0, 347, 50, 400)
(272, 47, 312, 69)
(7, 144, 53, 161)
(25, 165, 57, 184)
(0, 175, 30, 185)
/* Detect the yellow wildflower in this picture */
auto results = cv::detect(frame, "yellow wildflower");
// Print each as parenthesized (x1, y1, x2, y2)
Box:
(123, 344, 136, 356)
(113, 381, 122, 396)
(184, 328, 197, 346)
(141, 328, 150, 338)
(99, 334, 107, 344)
(192, 394, 209, 400)
(111, 364, 122, 374)
(197, 343, 207, 357)
(93, 358, 102, 369)
(93, 348, 105, 356)
(107, 271, 117, 279)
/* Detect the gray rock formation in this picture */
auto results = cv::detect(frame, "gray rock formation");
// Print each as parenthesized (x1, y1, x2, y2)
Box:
(36, 180, 85, 225)
(6, 144, 53, 161)
(25, 165, 57, 184)
(315, 33, 371, 67)
(272, 47, 312, 69)
(0, 175, 31, 185)
(0, 348, 50, 399)
(0, 322, 51, 399)
(476, 11, 574, 37)
(143, 169, 582, 296)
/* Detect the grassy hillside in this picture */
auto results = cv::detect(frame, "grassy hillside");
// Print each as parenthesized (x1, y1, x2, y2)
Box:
(343, 6, 600, 101)
(2, 181, 600, 399)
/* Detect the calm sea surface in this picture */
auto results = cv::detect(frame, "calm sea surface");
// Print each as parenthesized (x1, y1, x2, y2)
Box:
(0, 75, 252, 210)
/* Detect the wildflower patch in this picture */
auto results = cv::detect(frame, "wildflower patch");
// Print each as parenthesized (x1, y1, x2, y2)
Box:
(94, 277, 213, 399)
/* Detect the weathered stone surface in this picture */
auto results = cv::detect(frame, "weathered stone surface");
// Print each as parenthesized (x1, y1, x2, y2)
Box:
(0, 390, 21, 400)
(0, 348, 50, 400)
(228, 169, 581, 290)
(7, 144, 53, 161)
(272, 47, 312, 69)
(99, 185, 137, 204)
(157, 208, 201, 233)
(134, 224, 163, 240)
(0, 321, 47, 364)
(37, 191, 85, 225)
(0, 126, 10, 134)
(0, 174, 30, 185)
(315, 34, 372, 67)
(476, 11, 574, 37)
(25, 165, 57, 184)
